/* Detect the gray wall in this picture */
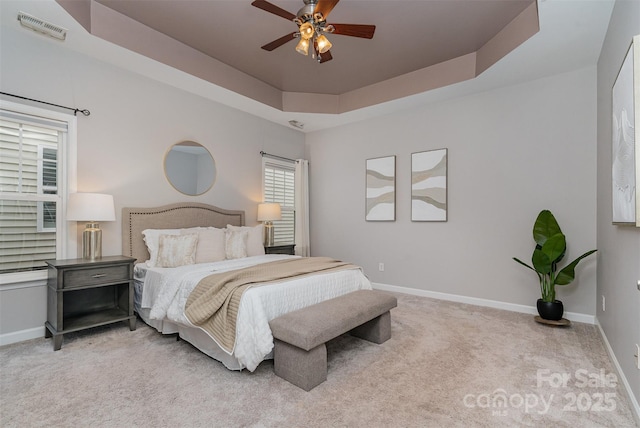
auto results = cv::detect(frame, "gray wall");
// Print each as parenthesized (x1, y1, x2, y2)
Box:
(596, 0, 640, 409)
(0, 22, 305, 339)
(307, 67, 598, 315)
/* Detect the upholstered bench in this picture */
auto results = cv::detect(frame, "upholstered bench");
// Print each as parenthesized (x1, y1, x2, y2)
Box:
(269, 290, 397, 391)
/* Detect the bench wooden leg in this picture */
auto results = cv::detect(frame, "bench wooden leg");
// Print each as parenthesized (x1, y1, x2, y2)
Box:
(273, 339, 327, 391)
(350, 311, 391, 344)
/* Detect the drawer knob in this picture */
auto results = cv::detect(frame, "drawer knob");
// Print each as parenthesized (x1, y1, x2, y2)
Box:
(91, 273, 106, 278)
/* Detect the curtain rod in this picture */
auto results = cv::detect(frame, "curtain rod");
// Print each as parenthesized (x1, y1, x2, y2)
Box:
(260, 151, 296, 163)
(0, 92, 90, 116)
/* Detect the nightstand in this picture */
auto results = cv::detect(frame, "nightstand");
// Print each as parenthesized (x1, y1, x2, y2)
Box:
(44, 255, 136, 350)
(264, 244, 296, 255)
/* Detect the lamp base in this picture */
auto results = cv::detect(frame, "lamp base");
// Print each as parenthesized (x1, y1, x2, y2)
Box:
(264, 222, 275, 247)
(83, 222, 102, 260)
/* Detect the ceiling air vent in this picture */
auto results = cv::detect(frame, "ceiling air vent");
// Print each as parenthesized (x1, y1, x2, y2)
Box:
(18, 11, 67, 41)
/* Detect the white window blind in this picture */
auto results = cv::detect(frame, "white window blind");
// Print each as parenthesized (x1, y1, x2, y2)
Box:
(0, 110, 66, 273)
(37, 146, 58, 232)
(263, 158, 295, 245)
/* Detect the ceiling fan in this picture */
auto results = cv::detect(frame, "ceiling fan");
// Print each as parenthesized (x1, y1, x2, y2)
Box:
(251, 0, 376, 63)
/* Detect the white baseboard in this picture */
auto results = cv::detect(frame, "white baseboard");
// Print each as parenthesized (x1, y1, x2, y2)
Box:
(371, 282, 596, 324)
(595, 318, 640, 425)
(0, 326, 45, 347)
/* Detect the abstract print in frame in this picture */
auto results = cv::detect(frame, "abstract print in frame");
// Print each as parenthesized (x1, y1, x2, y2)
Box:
(411, 149, 447, 222)
(612, 34, 640, 226)
(366, 156, 396, 221)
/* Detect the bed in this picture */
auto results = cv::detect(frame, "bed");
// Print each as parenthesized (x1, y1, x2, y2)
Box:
(122, 202, 372, 371)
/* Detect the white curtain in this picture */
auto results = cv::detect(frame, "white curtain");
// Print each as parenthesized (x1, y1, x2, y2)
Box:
(294, 159, 310, 256)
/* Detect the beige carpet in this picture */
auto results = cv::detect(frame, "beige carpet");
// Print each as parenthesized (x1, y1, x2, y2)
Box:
(1, 292, 637, 427)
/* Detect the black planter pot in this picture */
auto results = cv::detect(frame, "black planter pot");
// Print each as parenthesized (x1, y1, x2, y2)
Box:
(537, 299, 564, 320)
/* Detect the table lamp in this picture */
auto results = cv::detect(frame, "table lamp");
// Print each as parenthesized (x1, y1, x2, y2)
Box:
(67, 193, 116, 259)
(257, 202, 281, 247)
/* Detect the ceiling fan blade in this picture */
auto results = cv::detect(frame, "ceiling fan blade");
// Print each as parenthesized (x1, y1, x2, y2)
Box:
(318, 49, 333, 63)
(261, 32, 297, 51)
(314, 0, 339, 20)
(330, 24, 376, 39)
(251, 0, 296, 21)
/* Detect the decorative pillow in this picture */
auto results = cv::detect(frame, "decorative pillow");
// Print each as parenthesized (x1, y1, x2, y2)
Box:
(155, 233, 198, 268)
(182, 227, 226, 263)
(142, 228, 183, 267)
(226, 224, 265, 256)
(225, 229, 248, 260)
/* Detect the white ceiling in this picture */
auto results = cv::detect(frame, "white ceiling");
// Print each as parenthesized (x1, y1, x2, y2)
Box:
(1, 0, 615, 133)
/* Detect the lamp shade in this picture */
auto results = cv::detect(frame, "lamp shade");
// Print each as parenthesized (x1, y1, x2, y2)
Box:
(299, 22, 314, 40)
(67, 193, 116, 222)
(316, 34, 332, 54)
(257, 203, 282, 222)
(295, 38, 309, 55)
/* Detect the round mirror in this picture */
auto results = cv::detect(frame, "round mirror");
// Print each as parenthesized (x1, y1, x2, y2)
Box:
(164, 141, 216, 196)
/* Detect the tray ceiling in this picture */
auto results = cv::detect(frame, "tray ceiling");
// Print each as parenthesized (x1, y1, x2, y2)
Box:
(57, 0, 539, 114)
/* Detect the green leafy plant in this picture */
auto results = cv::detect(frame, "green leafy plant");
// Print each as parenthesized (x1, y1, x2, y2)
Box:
(513, 210, 597, 302)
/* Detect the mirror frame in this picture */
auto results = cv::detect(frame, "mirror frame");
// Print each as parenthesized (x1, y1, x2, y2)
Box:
(163, 141, 216, 196)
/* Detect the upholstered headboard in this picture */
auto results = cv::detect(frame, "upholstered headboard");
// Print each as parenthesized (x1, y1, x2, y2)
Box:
(122, 202, 245, 263)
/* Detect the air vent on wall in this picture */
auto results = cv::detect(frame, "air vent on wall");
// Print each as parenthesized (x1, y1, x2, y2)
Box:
(18, 11, 67, 41)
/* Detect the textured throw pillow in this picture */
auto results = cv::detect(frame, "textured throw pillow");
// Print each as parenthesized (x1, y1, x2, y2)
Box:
(226, 224, 265, 257)
(225, 229, 248, 260)
(182, 227, 226, 263)
(142, 228, 183, 267)
(155, 233, 199, 268)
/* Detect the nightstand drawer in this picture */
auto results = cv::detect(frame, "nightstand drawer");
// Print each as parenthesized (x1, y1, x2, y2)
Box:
(63, 265, 130, 288)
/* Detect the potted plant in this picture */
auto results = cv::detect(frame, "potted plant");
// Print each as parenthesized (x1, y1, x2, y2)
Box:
(513, 210, 597, 320)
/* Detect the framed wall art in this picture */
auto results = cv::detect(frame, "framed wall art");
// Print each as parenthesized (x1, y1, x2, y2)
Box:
(366, 156, 396, 221)
(612, 34, 640, 227)
(411, 148, 447, 222)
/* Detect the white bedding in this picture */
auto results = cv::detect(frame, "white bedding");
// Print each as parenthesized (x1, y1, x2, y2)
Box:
(134, 254, 372, 371)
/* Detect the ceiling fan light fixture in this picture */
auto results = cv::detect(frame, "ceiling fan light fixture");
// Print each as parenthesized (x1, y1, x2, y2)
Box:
(253, 0, 376, 64)
(299, 21, 314, 39)
(316, 34, 332, 54)
(295, 37, 310, 55)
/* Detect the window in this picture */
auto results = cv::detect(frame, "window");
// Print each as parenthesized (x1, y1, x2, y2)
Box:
(0, 105, 73, 275)
(262, 158, 295, 245)
(37, 146, 58, 232)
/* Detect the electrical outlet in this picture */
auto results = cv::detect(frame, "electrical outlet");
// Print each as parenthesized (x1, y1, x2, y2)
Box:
(635, 344, 639, 370)
(602, 295, 605, 312)
(378, 262, 384, 272)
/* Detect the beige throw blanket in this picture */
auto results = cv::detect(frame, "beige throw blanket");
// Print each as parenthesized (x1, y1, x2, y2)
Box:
(184, 257, 360, 353)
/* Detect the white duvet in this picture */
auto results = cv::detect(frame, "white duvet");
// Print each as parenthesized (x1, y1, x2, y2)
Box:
(135, 255, 372, 371)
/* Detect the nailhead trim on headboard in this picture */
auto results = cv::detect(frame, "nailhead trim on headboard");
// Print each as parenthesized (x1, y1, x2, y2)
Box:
(122, 203, 246, 263)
